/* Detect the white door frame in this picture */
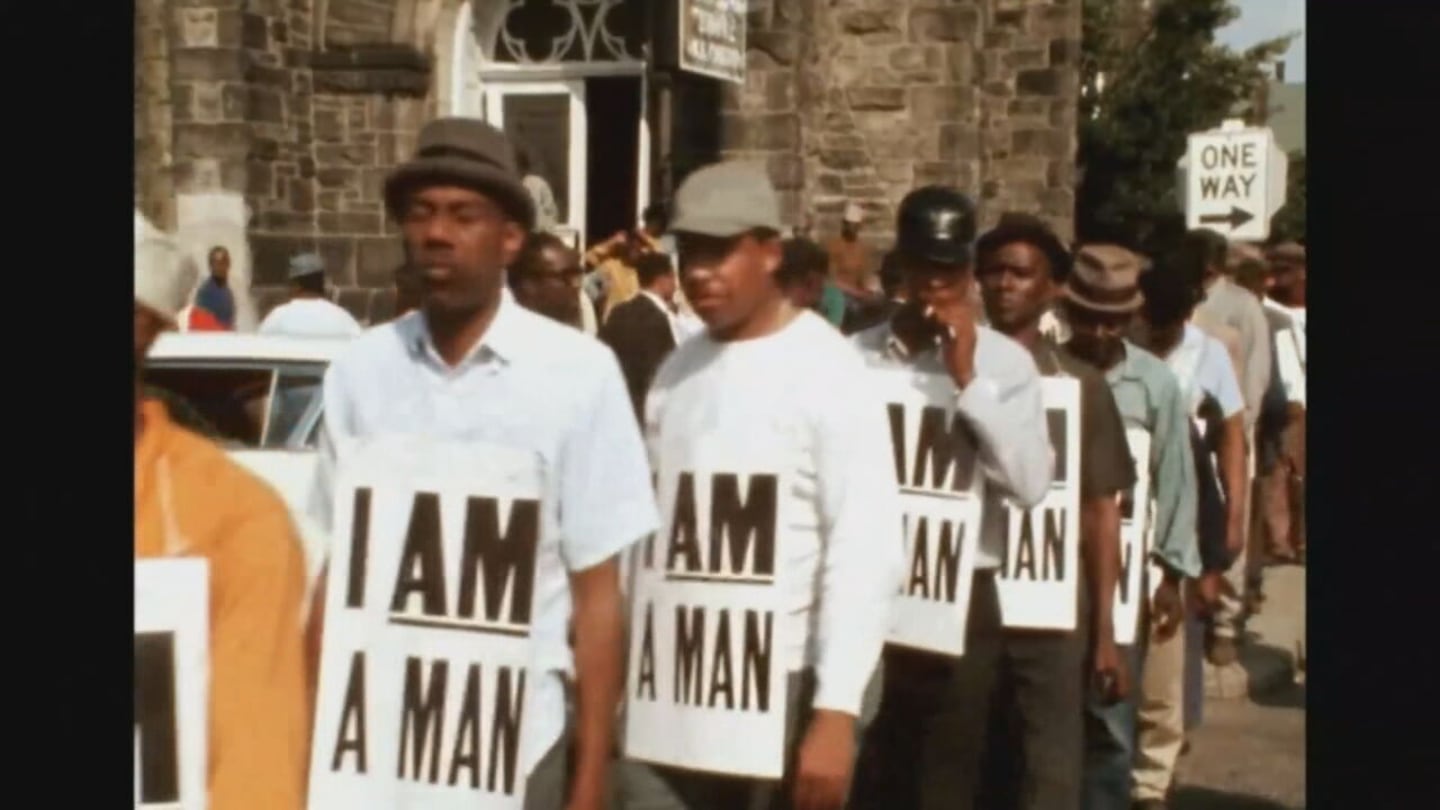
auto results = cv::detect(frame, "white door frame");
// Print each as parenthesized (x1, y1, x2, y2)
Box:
(482, 80, 589, 245)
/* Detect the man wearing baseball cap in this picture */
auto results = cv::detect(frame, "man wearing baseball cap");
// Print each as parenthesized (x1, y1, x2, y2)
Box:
(135, 213, 310, 810)
(257, 252, 364, 338)
(826, 200, 878, 301)
(619, 161, 902, 810)
(847, 187, 1053, 810)
(306, 118, 659, 809)
(1057, 244, 1199, 810)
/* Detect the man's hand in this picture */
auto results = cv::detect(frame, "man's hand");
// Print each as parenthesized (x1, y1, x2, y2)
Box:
(1151, 576, 1184, 642)
(1194, 572, 1223, 616)
(926, 297, 979, 389)
(1091, 635, 1130, 706)
(793, 709, 856, 810)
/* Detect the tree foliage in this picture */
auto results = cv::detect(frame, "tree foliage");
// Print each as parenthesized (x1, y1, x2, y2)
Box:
(1270, 150, 1305, 243)
(1077, 0, 1294, 255)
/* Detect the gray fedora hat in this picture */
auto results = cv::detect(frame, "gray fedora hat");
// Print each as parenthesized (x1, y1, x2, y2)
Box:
(384, 118, 536, 230)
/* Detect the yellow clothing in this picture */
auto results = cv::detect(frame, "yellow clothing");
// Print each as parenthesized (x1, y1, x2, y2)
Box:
(135, 399, 309, 810)
(587, 232, 664, 321)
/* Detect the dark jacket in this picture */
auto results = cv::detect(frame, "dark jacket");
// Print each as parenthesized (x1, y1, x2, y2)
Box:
(599, 293, 678, 423)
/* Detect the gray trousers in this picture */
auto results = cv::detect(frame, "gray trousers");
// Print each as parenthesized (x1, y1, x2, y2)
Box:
(524, 727, 571, 810)
(616, 668, 882, 810)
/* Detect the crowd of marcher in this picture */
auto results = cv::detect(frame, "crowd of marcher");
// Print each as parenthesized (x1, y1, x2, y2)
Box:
(134, 115, 1305, 810)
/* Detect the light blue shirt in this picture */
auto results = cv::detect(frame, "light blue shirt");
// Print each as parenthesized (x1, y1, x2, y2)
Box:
(308, 288, 660, 777)
(1104, 341, 1201, 579)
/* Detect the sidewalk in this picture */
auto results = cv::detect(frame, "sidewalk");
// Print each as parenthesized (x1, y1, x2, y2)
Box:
(1204, 563, 1306, 700)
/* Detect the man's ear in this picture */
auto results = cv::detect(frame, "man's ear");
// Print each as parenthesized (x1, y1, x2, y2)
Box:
(758, 237, 783, 277)
(500, 220, 528, 267)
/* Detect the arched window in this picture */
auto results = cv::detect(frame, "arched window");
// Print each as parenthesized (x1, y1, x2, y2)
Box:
(489, 0, 644, 65)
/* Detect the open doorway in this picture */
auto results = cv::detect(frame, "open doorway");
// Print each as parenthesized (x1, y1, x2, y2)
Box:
(584, 76, 643, 251)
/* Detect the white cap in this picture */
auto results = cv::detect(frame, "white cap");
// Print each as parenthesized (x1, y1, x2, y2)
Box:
(843, 201, 864, 224)
(134, 210, 199, 324)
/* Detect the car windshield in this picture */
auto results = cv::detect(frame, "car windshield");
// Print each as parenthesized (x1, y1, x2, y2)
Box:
(143, 360, 327, 449)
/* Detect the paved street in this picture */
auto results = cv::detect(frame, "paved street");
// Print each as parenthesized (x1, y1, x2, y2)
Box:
(1174, 565, 1306, 809)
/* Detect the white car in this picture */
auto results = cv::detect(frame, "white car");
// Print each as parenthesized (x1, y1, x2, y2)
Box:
(144, 332, 351, 598)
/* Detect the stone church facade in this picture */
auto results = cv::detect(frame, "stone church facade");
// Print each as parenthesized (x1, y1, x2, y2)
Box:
(135, 0, 1081, 323)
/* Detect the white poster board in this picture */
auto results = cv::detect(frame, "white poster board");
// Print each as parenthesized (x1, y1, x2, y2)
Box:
(135, 558, 210, 810)
(879, 369, 983, 657)
(1114, 428, 1154, 646)
(309, 439, 544, 810)
(998, 377, 1081, 630)
(624, 440, 791, 779)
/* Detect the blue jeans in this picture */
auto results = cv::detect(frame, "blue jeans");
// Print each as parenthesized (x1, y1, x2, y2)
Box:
(1082, 642, 1143, 810)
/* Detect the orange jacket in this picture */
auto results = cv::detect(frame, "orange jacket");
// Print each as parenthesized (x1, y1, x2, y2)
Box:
(134, 399, 309, 810)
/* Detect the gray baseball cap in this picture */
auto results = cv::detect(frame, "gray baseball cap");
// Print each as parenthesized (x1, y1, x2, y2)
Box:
(669, 161, 783, 238)
(289, 252, 325, 280)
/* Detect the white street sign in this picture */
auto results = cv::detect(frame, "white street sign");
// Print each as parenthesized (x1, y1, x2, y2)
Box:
(1181, 120, 1287, 241)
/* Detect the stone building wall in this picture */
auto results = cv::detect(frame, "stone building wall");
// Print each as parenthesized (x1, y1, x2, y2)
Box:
(135, 0, 1082, 323)
(721, 0, 1081, 253)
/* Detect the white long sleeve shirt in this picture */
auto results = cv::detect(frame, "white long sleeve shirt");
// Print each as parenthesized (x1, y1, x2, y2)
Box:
(643, 311, 904, 716)
(851, 321, 1053, 569)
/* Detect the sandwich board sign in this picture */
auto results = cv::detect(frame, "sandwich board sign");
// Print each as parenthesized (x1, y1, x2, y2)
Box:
(1178, 120, 1288, 242)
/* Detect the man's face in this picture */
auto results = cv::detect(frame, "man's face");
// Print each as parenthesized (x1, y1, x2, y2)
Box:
(841, 221, 860, 239)
(1271, 259, 1306, 301)
(400, 185, 525, 318)
(676, 231, 782, 336)
(900, 254, 971, 313)
(977, 242, 1055, 335)
(514, 243, 583, 326)
(643, 216, 666, 239)
(1064, 301, 1134, 370)
(209, 248, 230, 281)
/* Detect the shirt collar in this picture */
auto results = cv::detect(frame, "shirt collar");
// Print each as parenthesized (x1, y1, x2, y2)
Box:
(1104, 340, 1146, 385)
(402, 287, 528, 371)
(639, 289, 673, 315)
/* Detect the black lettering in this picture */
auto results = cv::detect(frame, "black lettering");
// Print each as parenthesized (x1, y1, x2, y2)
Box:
(674, 606, 705, 705)
(1222, 175, 1244, 197)
(1042, 508, 1066, 581)
(1047, 409, 1068, 486)
(887, 403, 906, 484)
(447, 664, 482, 788)
(666, 473, 703, 573)
(1015, 512, 1038, 581)
(1240, 141, 1257, 167)
(1200, 144, 1220, 170)
(134, 632, 179, 803)
(709, 473, 777, 576)
(908, 516, 931, 599)
(1200, 175, 1221, 199)
(913, 406, 978, 491)
(742, 610, 773, 712)
(457, 496, 540, 626)
(347, 487, 371, 608)
(330, 651, 369, 774)
(390, 493, 448, 616)
(935, 520, 963, 603)
(708, 609, 736, 710)
(487, 668, 525, 795)
(397, 657, 448, 784)
(636, 602, 657, 701)
(998, 509, 1013, 577)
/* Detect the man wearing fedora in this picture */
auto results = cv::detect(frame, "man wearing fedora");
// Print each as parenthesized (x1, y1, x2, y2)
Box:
(847, 187, 1053, 810)
(1057, 244, 1199, 810)
(972, 213, 1137, 810)
(257, 252, 363, 339)
(620, 161, 902, 810)
(305, 118, 660, 810)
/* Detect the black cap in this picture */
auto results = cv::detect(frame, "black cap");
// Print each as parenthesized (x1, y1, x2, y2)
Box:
(895, 186, 979, 266)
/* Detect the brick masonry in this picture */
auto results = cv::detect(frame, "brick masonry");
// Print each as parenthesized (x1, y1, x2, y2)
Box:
(136, 0, 1081, 322)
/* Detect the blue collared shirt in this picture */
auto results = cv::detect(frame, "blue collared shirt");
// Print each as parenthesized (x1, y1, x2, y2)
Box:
(1104, 341, 1201, 578)
(307, 288, 661, 777)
